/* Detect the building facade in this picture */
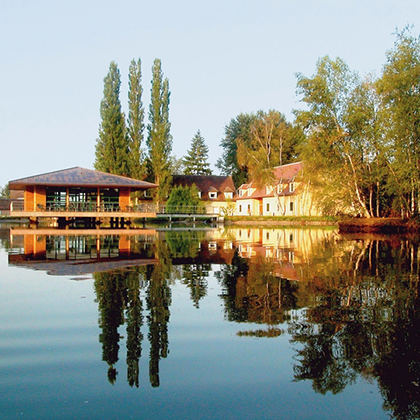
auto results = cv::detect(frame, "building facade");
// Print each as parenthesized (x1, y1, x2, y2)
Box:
(235, 162, 320, 217)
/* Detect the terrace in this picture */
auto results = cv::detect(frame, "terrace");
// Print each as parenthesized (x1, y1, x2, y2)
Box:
(8, 167, 158, 224)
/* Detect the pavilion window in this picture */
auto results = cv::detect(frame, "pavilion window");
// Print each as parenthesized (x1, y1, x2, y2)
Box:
(46, 188, 66, 210)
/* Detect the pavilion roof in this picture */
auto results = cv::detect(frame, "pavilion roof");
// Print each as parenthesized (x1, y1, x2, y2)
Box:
(9, 167, 158, 190)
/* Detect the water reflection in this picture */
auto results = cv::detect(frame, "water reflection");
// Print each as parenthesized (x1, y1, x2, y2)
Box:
(3, 226, 420, 418)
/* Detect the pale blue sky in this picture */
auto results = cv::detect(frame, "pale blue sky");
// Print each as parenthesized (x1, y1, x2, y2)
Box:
(0, 0, 418, 187)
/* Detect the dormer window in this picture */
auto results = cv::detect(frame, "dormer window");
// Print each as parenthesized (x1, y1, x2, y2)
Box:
(197, 191, 202, 198)
(290, 183, 295, 193)
(225, 192, 233, 199)
(209, 192, 217, 199)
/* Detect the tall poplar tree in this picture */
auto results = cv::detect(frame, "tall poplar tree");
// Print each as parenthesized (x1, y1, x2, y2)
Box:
(183, 130, 212, 175)
(127, 58, 145, 180)
(147, 59, 172, 204)
(95, 61, 129, 176)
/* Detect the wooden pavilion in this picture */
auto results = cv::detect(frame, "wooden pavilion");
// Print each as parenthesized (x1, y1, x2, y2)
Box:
(8, 167, 158, 226)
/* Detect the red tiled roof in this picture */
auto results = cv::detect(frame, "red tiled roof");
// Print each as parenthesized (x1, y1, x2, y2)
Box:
(9, 167, 158, 190)
(172, 175, 236, 201)
(272, 161, 303, 181)
(236, 162, 303, 200)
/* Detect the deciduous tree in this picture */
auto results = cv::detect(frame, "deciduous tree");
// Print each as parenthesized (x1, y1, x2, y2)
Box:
(295, 56, 377, 217)
(147, 59, 172, 204)
(127, 58, 145, 180)
(95, 61, 129, 176)
(377, 27, 420, 217)
(216, 113, 257, 186)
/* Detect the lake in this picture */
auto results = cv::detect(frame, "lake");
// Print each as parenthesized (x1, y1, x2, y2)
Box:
(1, 225, 419, 420)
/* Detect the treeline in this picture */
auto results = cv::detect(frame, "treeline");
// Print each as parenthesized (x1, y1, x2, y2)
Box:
(94, 59, 212, 205)
(95, 28, 420, 217)
(217, 27, 420, 218)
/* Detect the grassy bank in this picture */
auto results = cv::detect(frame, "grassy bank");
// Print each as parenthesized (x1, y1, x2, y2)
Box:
(224, 215, 338, 227)
(338, 217, 413, 233)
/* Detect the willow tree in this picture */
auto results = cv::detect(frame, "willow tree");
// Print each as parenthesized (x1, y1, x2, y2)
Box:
(377, 27, 420, 217)
(127, 58, 145, 180)
(95, 61, 129, 176)
(147, 59, 172, 204)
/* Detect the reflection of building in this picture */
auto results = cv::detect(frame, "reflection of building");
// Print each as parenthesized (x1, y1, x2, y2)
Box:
(235, 162, 319, 216)
(231, 227, 336, 281)
(8, 228, 158, 276)
(8, 167, 158, 226)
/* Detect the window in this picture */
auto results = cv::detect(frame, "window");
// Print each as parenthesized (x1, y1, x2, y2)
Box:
(290, 201, 294, 213)
(290, 183, 295, 193)
(197, 191, 202, 198)
(209, 192, 217, 199)
(247, 204, 251, 215)
(225, 192, 233, 199)
(239, 204, 242, 213)
(266, 203, 270, 212)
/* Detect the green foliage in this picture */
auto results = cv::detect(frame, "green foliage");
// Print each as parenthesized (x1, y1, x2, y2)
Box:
(295, 56, 386, 217)
(127, 58, 146, 180)
(165, 184, 204, 213)
(165, 230, 205, 258)
(217, 111, 301, 188)
(237, 109, 301, 189)
(0, 184, 10, 199)
(216, 113, 256, 186)
(183, 130, 212, 175)
(377, 26, 420, 217)
(95, 61, 129, 176)
(147, 59, 172, 204)
(294, 28, 420, 218)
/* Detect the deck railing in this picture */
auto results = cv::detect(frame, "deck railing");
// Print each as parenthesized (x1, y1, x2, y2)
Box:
(10, 201, 158, 214)
(10, 201, 221, 216)
(158, 205, 220, 215)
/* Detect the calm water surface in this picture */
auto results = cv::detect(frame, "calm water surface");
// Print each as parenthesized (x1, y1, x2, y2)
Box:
(1, 226, 419, 420)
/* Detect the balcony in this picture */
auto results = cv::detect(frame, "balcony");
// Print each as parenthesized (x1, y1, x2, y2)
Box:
(10, 201, 157, 219)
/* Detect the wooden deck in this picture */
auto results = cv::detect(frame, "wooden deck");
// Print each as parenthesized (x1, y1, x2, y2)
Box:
(10, 202, 157, 220)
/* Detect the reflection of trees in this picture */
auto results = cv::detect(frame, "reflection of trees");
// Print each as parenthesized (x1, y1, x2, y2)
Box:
(216, 251, 299, 325)
(289, 238, 420, 419)
(93, 239, 174, 388)
(165, 230, 205, 258)
(166, 230, 210, 308)
(215, 249, 249, 322)
(94, 270, 128, 384)
(0, 229, 10, 250)
(146, 240, 172, 387)
(126, 269, 144, 388)
(181, 263, 210, 308)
